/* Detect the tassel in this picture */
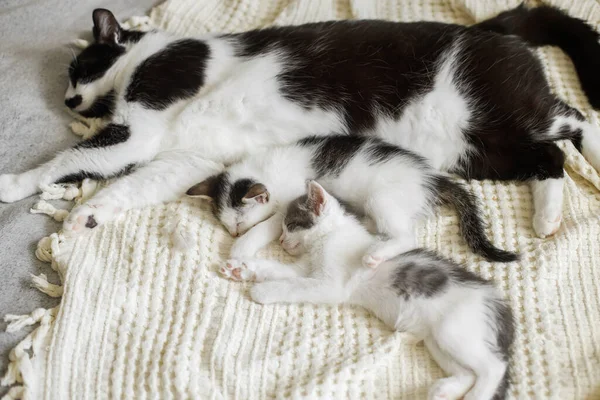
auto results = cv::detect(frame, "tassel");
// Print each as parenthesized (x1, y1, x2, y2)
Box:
(30, 274, 63, 298)
(1, 385, 24, 400)
(30, 200, 69, 222)
(4, 309, 48, 333)
(38, 184, 66, 200)
(35, 234, 62, 264)
(71, 38, 89, 49)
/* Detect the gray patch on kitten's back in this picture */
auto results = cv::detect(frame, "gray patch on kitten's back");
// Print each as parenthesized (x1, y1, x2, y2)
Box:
(390, 249, 489, 300)
(391, 260, 450, 300)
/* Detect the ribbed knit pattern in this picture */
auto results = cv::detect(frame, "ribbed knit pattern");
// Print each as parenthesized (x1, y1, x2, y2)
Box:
(2, 0, 600, 399)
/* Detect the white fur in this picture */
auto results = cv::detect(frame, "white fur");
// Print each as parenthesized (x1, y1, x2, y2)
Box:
(531, 178, 564, 238)
(223, 183, 509, 400)
(373, 44, 474, 171)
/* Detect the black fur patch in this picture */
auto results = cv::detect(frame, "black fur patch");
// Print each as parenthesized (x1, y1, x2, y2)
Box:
(70, 43, 125, 85)
(284, 195, 316, 232)
(391, 260, 449, 300)
(55, 163, 136, 184)
(120, 30, 146, 44)
(475, 4, 600, 109)
(65, 95, 82, 109)
(229, 178, 257, 209)
(76, 123, 130, 149)
(202, 172, 231, 216)
(228, 21, 458, 133)
(125, 39, 210, 110)
(302, 135, 366, 177)
(366, 140, 428, 167)
(78, 90, 116, 119)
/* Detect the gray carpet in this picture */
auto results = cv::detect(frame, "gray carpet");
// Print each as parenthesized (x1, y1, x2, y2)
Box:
(0, 0, 160, 395)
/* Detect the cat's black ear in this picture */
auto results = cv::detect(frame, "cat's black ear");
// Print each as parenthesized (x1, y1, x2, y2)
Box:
(307, 181, 327, 216)
(92, 9, 122, 45)
(186, 175, 222, 200)
(242, 183, 269, 205)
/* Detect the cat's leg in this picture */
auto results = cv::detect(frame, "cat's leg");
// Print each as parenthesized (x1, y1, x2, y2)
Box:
(432, 308, 508, 400)
(219, 258, 307, 282)
(0, 123, 155, 203)
(250, 277, 344, 305)
(229, 213, 284, 259)
(63, 150, 223, 234)
(362, 195, 417, 268)
(424, 337, 475, 400)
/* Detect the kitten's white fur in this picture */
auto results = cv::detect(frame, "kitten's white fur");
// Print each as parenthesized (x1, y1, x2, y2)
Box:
(222, 182, 509, 400)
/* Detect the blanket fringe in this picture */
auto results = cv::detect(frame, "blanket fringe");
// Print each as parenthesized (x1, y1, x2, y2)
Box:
(30, 200, 69, 222)
(30, 274, 63, 298)
(1, 386, 24, 400)
(1, 307, 57, 398)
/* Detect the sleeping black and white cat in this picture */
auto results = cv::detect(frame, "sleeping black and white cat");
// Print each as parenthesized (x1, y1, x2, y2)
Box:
(187, 135, 518, 265)
(0, 5, 599, 239)
(220, 181, 515, 400)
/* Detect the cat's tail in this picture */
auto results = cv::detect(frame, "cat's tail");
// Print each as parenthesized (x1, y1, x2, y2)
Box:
(474, 3, 600, 109)
(430, 176, 520, 263)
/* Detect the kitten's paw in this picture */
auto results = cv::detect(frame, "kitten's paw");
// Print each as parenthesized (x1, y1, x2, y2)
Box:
(362, 253, 384, 269)
(62, 203, 121, 235)
(533, 213, 562, 238)
(219, 260, 257, 282)
(250, 282, 279, 304)
(0, 174, 37, 203)
(428, 376, 474, 400)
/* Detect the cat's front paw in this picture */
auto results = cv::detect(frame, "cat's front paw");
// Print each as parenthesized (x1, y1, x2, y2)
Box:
(62, 203, 121, 235)
(0, 174, 37, 203)
(219, 259, 257, 282)
(533, 212, 562, 238)
(250, 282, 280, 304)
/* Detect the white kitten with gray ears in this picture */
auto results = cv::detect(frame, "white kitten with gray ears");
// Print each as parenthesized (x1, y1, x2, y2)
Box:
(221, 181, 514, 400)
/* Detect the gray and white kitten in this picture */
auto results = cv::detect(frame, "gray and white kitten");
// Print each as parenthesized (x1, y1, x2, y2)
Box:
(220, 181, 514, 400)
(188, 135, 517, 268)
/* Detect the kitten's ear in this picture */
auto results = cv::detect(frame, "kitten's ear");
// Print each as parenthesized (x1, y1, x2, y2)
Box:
(186, 175, 221, 200)
(92, 9, 122, 45)
(242, 183, 269, 205)
(307, 181, 327, 216)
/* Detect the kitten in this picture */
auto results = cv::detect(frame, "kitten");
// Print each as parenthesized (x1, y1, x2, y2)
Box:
(1, 6, 599, 240)
(187, 135, 518, 266)
(220, 181, 514, 400)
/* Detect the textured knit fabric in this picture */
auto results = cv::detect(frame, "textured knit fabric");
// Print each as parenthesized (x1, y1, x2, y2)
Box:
(2, 0, 600, 399)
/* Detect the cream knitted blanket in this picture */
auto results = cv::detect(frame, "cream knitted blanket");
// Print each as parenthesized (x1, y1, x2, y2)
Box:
(3, 0, 600, 399)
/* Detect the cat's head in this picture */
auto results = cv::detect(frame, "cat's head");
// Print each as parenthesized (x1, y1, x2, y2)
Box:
(280, 180, 342, 255)
(64, 9, 144, 118)
(186, 173, 276, 237)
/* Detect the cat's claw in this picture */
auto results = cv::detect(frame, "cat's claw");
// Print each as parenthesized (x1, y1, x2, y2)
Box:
(533, 213, 562, 238)
(219, 260, 257, 281)
(62, 203, 120, 235)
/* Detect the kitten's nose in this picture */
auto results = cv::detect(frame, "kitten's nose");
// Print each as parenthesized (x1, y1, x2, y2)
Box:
(65, 95, 82, 109)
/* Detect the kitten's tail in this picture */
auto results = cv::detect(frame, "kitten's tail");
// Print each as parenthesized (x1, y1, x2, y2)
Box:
(430, 176, 520, 263)
(474, 3, 600, 109)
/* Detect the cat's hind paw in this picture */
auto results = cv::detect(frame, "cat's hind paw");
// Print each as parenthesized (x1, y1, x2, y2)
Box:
(428, 376, 474, 400)
(0, 174, 38, 203)
(533, 213, 562, 238)
(219, 260, 257, 282)
(62, 203, 121, 235)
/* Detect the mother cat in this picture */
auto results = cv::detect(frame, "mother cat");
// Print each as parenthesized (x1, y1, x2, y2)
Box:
(1, 5, 599, 238)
